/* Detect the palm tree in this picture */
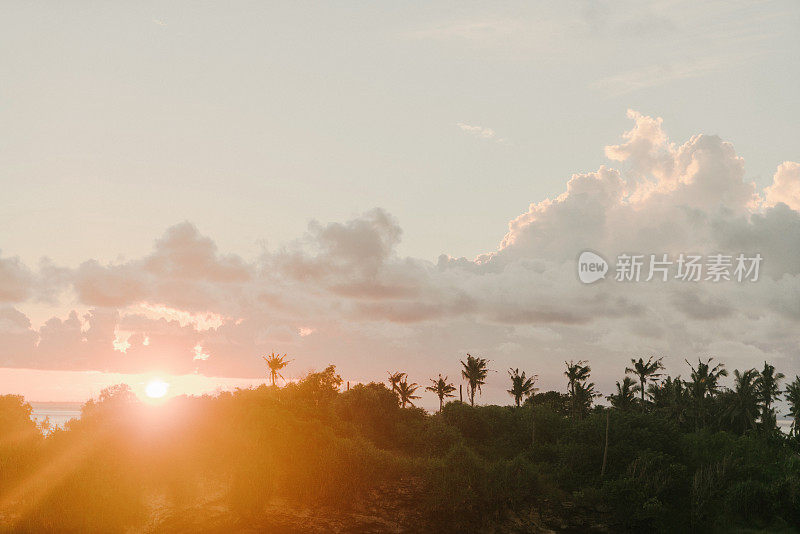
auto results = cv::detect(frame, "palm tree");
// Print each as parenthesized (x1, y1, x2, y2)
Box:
(648, 375, 690, 426)
(723, 369, 759, 434)
(574, 381, 599, 418)
(263, 352, 291, 386)
(685, 357, 728, 429)
(756, 361, 784, 432)
(785, 376, 800, 437)
(608, 376, 638, 411)
(625, 356, 664, 402)
(387, 371, 406, 394)
(565, 360, 592, 417)
(565, 360, 591, 397)
(397, 380, 420, 408)
(426, 374, 456, 412)
(507, 368, 538, 407)
(460, 354, 490, 406)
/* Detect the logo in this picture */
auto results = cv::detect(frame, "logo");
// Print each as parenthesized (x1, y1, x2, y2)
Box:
(578, 251, 608, 284)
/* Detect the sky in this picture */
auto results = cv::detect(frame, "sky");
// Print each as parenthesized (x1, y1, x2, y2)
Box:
(1, 1, 799, 408)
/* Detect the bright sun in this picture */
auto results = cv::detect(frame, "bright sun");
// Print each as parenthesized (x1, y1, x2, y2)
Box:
(145, 379, 170, 399)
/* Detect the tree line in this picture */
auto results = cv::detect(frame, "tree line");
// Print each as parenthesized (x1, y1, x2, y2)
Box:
(267, 352, 800, 436)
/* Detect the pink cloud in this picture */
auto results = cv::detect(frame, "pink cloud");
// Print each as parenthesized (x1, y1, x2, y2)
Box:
(0, 111, 798, 398)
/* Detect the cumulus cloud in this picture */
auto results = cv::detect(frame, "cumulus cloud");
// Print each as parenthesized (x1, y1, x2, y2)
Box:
(764, 161, 800, 211)
(2, 111, 799, 396)
(73, 221, 252, 311)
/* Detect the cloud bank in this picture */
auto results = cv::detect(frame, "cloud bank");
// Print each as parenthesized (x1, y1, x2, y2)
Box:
(1, 111, 799, 395)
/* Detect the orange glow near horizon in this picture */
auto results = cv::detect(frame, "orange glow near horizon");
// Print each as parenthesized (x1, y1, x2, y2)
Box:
(0, 367, 268, 404)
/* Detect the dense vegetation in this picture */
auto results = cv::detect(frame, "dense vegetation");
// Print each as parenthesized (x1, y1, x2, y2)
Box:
(1, 356, 800, 533)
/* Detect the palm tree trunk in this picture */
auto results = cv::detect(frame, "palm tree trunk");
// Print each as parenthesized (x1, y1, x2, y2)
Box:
(459, 384, 463, 403)
(601, 410, 610, 478)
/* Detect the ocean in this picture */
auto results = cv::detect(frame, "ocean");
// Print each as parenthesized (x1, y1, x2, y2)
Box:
(30, 402, 82, 429)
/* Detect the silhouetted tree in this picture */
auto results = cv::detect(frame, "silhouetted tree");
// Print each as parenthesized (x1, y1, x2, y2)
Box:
(648, 375, 690, 427)
(609, 377, 638, 411)
(626, 356, 664, 403)
(785, 375, 800, 438)
(397, 380, 420, 408)
(565, 360, 592, 417)
(723, 369, 759, 434)
(426, 375, 456, 412)
(507, 368, 538, 407)
(263, 352, 291, 387)
(387, 371, 406, 395)
(756, 361, 784, 432)
(460, 354, 490, 406)
(685, 358, 728, 429)
(573, 381, 599, 418)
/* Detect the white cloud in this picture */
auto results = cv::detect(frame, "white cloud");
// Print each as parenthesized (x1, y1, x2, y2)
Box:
(457, 122, 505, 143)
(764, 161, 800, 211)
(3, 111, 800, 401)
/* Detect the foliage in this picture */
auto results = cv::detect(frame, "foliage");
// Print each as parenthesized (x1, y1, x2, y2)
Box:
(460, 354, 491, 406)
(3, 358, 800, 533)
(507, 368, 537, 407)
(625, 356, 664, 402)
(757, 361, 785, 433)
(426, 375, 456, 412)
(608, 376, 638, 411)
(396, 380, 421, 408)
(263, 352, 291, 387)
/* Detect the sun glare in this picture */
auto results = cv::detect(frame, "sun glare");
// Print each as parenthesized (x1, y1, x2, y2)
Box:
(144, 379, 169, 399)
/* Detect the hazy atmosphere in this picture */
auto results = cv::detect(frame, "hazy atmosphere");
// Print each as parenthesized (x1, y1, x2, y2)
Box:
(1, 1, 799, 407)
(3, 3, 800, 533)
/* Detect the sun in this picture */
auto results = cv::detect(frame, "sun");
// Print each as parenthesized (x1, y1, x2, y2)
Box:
(144, 379, 170, 399)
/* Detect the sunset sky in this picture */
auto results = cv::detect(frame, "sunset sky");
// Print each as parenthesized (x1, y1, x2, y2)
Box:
(1, 1, 799, 407)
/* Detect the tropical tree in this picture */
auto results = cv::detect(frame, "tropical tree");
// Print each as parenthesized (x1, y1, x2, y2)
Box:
(608, 376, 638, 411)
(648, 375, 690, 426)
(756, 361, 784, 432)
(785, 375, 800, 437)
(565, 360, 590, 396)
(461, 354, 491, 406)
(573, 381, 599, 418)
(387, 371, 406, 394)
(565, 360, 594, 417)
(263, 352, 291, 387)
(396, 380, 420, 408)
(723, 369, 759, 434)
(625, 356, 664, 402)
(685, 358, 728, 429)
(507, 368, 538, 407)
(426, 374, 456, 412)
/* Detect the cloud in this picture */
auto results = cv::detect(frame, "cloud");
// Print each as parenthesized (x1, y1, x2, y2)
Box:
(2, 111, 800, 397)
(73, 221, 252, 310)
(456, 122, 504, 143)
(457, 122, 496, 139)
(0, 254, 33, 303)
(764, 161, 800, 211)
